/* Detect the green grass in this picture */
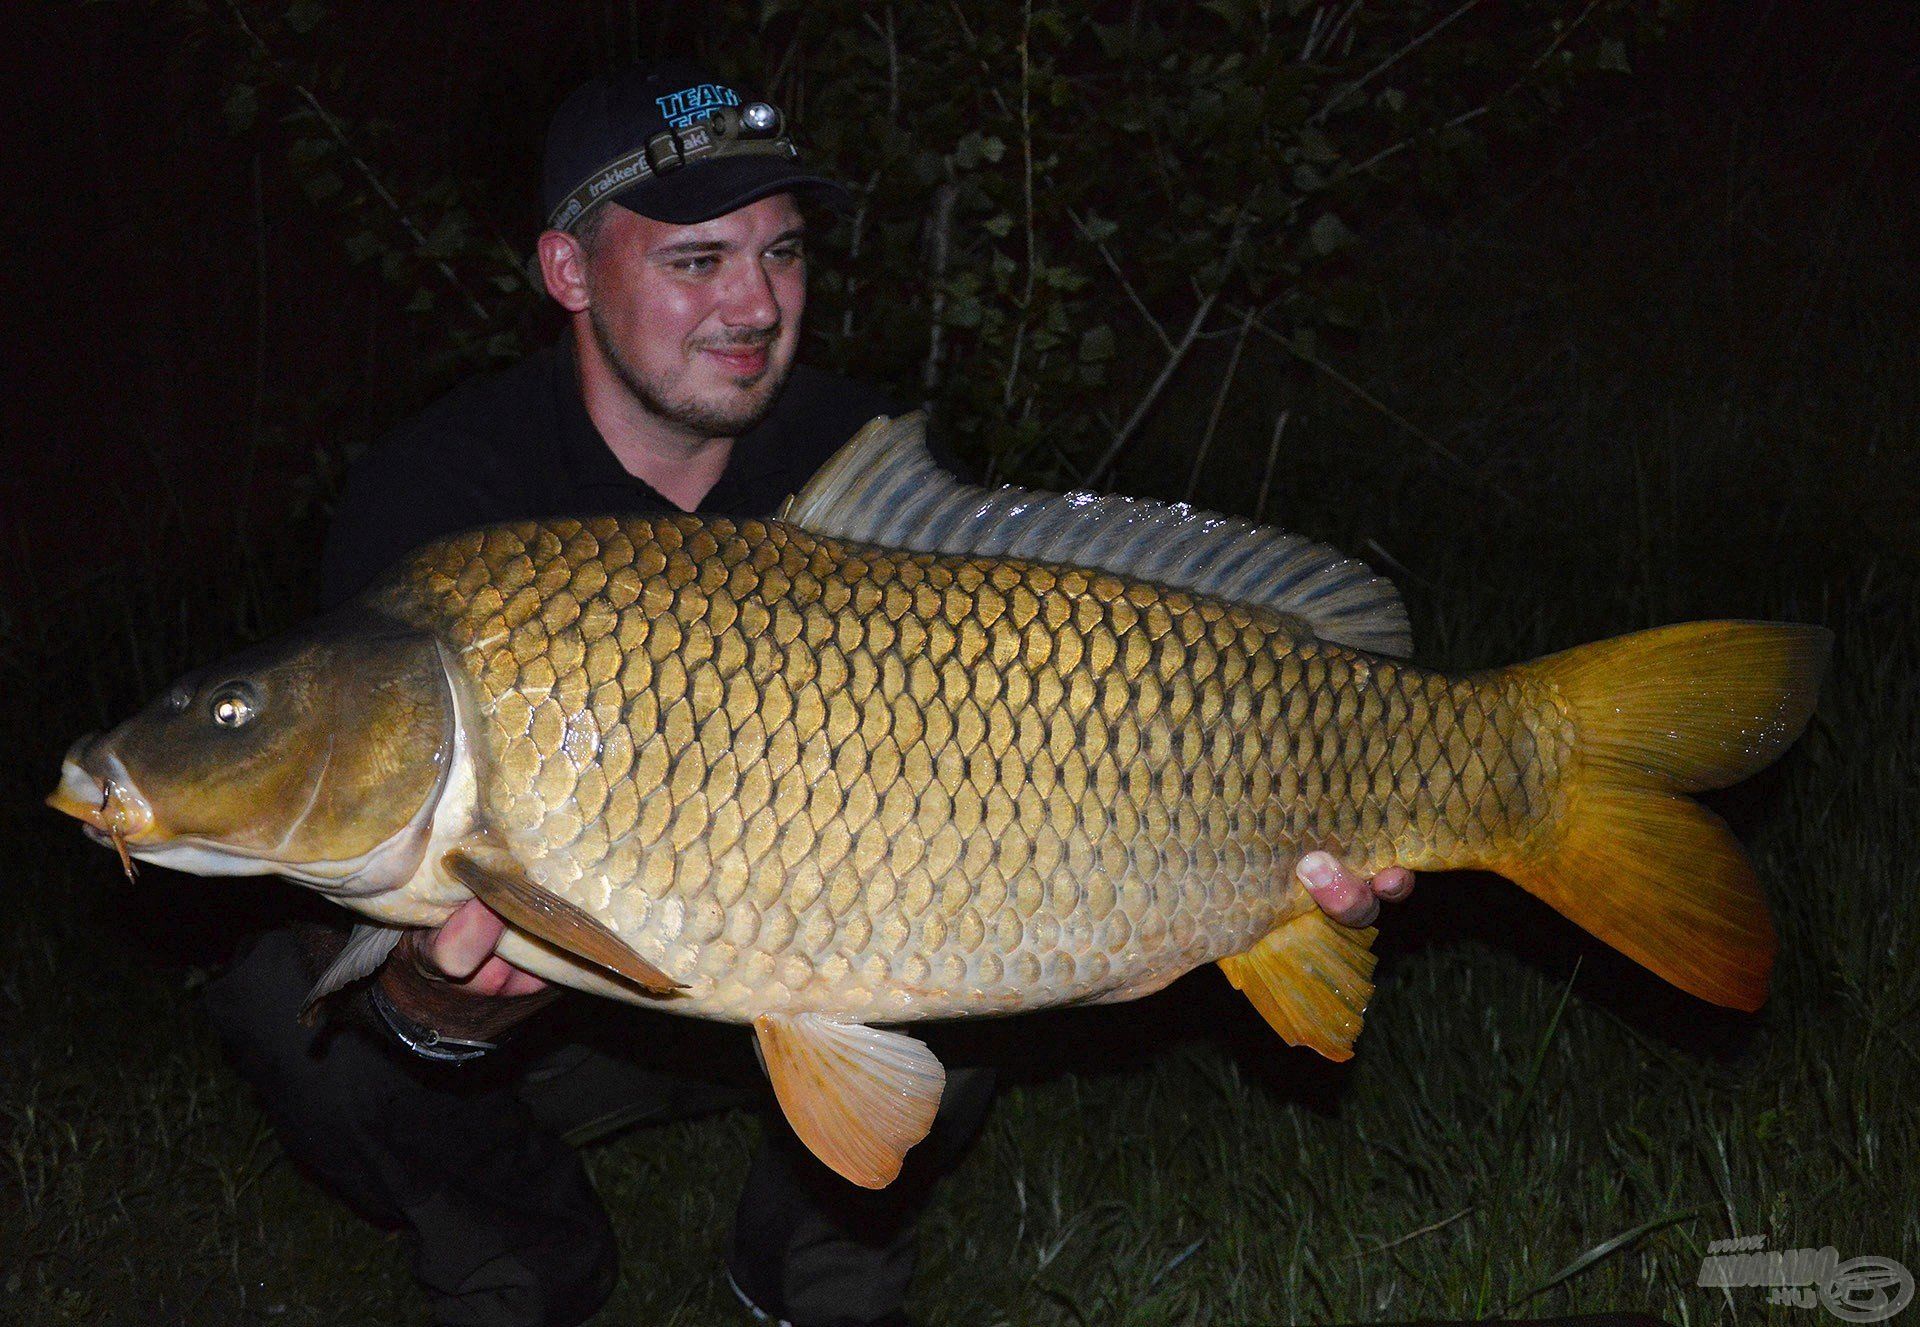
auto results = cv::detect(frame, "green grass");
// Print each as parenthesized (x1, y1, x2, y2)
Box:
(5, 75, 1917, 1327)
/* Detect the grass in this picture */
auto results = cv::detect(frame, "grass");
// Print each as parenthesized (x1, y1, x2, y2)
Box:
(5, 48, 1917, 1327)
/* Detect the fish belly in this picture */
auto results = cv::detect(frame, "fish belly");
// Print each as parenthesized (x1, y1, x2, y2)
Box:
(386, 515, 1561, 1022)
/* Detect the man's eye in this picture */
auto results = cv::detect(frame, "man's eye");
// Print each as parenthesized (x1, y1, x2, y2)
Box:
(767, 245, 805, 265)
(673, 255, 720, 275)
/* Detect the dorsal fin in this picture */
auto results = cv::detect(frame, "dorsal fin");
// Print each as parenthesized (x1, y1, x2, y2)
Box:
(780, 414, 1412, 657)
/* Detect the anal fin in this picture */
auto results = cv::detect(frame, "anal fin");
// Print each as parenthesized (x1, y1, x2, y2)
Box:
(442, 842, 681, 995)
(1218, 911, 1378, 1062)
(753, 1013, 946, 1189)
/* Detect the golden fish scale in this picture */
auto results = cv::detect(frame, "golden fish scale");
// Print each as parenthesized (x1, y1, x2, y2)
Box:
(383, 515, 1569, 1023)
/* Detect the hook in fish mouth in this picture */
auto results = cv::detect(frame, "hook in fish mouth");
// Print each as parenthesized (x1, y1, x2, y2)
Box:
(96, 779, 138, 882)
(46, 739, 153, 882)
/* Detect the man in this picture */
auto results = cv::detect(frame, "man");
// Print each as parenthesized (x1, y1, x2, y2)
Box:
(206, 60, 1412, 1327)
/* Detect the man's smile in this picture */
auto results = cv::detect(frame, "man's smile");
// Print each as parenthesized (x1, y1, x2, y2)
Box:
(700, 341, 772, 379)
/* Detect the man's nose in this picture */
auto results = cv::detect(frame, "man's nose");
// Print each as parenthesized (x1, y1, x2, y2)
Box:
(717, 260, 781, 329)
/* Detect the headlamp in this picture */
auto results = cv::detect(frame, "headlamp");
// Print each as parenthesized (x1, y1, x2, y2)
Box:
(546, 102, 796, 233)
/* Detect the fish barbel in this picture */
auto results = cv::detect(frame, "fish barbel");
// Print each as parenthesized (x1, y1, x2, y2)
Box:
(48, 415, 1829, 1187)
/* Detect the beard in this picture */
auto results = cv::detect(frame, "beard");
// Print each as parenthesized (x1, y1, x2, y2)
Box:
(588, 303, 789, 439)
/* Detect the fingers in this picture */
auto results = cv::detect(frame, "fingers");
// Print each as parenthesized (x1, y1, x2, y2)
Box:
(424, 900, 551, 997)
(1298, 850, 1381, 927)
(493, 964, 550, 998)
(1298, 854, 1418, 927)
(428, 899, 508, 981)
(1372, 866, 1416, 901)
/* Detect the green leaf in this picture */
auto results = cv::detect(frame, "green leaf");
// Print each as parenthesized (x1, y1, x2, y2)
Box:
(1078, 212, 1118, 243)
(288, 137, 334, 165)
(284, 0, 324, 33)
(1295, 126, 1340, 164)
(1309, 212, 1356, 256)
(1596, 38, 1631, 73)
(342, 230, 383, 264)
(1078, 325, 1116, 363)
(945, 296, 984, 328)
(222, 84, 258, 134)
(404, 287, 434, 315)
(423, 212, 469, 257)
(983, 213, 1014, 238)
(1322, 277, 1369, 329)
(302, 169, 343, 202)
(1041, 264, 1089, 293)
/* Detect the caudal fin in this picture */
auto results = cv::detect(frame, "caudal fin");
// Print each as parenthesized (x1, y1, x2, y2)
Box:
(1502, 621, 1831, 1011)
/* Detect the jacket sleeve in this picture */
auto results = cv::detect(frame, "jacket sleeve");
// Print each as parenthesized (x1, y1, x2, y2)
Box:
(319, 430, 507, 611)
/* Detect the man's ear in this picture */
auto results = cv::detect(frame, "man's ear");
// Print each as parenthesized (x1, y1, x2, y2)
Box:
(537, 229, 590, 313)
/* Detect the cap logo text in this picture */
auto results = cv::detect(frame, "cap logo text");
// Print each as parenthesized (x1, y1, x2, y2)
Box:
(655, 84, 740, 129)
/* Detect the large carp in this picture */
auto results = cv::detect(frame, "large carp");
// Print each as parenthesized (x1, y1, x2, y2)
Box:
(49, 415, 1827, 1187)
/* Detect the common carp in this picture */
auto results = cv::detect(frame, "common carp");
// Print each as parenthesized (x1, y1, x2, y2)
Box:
(48, 414, 1828, 1187)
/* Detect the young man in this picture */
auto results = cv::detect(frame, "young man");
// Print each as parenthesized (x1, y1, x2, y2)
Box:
(206, 61, 1411, 1327)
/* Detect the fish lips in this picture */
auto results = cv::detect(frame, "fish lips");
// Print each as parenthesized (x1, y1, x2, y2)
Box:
(46, 734, 157, 842)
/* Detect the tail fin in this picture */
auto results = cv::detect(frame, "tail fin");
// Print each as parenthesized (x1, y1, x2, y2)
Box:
(1502, 621, 1831, 1011)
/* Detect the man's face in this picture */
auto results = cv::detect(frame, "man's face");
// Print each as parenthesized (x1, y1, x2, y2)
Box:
(579, 193, 807, 439)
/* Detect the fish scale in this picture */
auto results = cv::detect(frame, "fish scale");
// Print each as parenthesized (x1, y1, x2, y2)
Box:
(49, 413, 1825, 1189)
(380, 512, 1550, 1024)
(52, 414, 1827, 1190)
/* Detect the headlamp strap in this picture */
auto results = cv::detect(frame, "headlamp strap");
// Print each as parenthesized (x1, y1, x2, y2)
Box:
(547, 103, 797, 233)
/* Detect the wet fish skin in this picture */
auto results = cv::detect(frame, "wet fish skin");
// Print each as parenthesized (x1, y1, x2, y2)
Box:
(47, 415, 1827, 1187)
(376, 512, 1563, 1024)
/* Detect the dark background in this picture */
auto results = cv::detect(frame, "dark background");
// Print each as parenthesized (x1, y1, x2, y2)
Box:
(7, 0, 1913, 611)
(4, 0, 1916, 1058)
(1, 5, 1915, 1321)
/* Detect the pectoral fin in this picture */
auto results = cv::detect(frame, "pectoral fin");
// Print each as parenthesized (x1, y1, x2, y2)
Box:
(299, 922, 404, 1025)
(442, 845, 681, 995)
(1218, 911, 1378, 1062)
(753, 1013, 946, 1189)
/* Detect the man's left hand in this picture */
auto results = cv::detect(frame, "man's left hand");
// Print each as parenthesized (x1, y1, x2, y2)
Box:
(1299, 852, 1416, 928)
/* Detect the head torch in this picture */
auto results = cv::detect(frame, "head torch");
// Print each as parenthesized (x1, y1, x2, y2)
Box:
(546, 102, 795, 234)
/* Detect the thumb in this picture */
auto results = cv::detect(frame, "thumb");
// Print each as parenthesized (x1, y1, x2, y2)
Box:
(428, 899, 508, 980)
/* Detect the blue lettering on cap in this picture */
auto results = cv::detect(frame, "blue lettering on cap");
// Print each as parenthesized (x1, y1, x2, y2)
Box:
(655, 83, 741, 129)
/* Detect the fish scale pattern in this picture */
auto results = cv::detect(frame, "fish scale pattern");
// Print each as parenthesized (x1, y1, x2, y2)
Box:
(382, 515, 1567, 1023)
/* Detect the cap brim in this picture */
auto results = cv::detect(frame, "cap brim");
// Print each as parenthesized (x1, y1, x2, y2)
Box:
(607, 155, 852, 225)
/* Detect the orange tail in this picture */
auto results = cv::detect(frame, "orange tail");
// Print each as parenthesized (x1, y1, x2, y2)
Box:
(1499, 621, 1831, 1011)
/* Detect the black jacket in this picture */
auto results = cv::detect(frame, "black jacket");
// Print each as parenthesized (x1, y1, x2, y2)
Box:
(320, 341, 896, 610)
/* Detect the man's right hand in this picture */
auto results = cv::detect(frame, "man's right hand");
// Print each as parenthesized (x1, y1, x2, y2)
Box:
(377, 900, 561, 1047)
(415, 900, 552, 997)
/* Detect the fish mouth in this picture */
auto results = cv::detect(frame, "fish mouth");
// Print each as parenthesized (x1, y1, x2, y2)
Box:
(46, 735, 157, 842)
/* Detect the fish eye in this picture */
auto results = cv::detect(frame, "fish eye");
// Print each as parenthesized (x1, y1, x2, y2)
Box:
(165, 681, 193, 714)
(208, 682, 259, 728)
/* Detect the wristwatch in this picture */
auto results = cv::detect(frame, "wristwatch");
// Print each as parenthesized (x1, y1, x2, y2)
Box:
(369, 982, 500, 1064)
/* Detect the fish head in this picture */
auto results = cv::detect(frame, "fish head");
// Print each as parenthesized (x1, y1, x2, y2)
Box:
(47, 607, 458, 895)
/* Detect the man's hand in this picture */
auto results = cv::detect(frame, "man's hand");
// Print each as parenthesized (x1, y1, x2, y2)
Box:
(1298, 851, 1415, 928)
(371, 863, 1405, 1051)
(375, 900, 559, 1049)
(410, 899, 550, 997)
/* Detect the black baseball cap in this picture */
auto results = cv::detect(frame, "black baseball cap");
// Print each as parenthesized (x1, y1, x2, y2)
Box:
(541, 60, 849, 232)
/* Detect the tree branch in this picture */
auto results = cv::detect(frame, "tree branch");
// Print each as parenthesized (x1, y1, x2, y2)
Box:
(218, 0, 492, 325)
(1088, 286, 1220, 486)
(1183, 305, 1255, 501)
(1312, 0, 1486, 124)
(1244, 310, 1516, 506)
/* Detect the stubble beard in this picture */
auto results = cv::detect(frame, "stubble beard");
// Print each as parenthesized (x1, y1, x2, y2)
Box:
(588, 303, 788, 440)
